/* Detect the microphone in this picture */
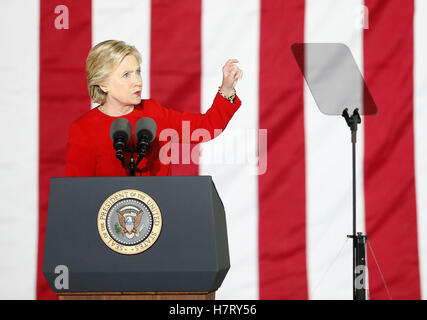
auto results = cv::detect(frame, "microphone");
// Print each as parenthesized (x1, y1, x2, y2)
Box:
(110, 118, 132, 152)
(134, 117, 157, 153)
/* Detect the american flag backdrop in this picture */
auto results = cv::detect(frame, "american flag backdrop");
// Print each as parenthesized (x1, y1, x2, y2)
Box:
(1, 0, 426, 300)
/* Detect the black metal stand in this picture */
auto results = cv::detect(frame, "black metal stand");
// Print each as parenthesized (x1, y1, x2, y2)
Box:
(342, 108, 368, 300)
(115, 144, 148, 176)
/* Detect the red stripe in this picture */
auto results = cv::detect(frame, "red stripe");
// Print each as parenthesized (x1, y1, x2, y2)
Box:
(150, 0, 201, 176)
(363, 0, 420, 299)
(38, 0, 92, 299)
(259, 0, 308, 299)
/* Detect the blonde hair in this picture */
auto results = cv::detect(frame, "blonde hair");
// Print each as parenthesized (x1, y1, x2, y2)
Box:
(86, 40, 142, 104)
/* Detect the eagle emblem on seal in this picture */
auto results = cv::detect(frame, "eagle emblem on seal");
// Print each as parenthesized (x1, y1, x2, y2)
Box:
(116, 209, 143, 239)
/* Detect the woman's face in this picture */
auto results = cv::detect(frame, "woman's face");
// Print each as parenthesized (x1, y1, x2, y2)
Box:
(101, 54, 142, 106)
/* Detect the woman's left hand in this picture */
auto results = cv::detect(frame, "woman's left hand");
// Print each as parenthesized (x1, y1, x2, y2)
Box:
(220, 59, 243, 97)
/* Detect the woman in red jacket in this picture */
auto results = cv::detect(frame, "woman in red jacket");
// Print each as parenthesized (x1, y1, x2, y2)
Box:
(65, 40, 243, 177)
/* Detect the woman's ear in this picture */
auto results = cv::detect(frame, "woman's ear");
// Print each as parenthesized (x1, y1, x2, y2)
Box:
(99, 83, 108, 93)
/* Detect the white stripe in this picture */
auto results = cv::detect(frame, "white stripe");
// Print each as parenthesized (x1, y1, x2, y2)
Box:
(92, 0, 151, 104)
(200, 0, 260, 299)
(414, 0, 427, 300)
(0, 0, 39, 299)
(305, 0, 366, 299)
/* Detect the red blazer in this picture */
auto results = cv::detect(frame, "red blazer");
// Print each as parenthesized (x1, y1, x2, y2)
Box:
(65, 92, 241, 176)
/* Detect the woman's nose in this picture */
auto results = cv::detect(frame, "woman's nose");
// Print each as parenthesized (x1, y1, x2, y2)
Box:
(133, 75, 142, 86)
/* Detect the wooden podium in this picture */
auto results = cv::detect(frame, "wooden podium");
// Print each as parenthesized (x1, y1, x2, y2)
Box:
(43, 176, 229, 300)
(58, 291, 215, 300)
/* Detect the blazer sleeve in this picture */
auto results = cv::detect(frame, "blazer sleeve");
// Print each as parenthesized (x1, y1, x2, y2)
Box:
(65, 121, 96, 177)
(155, 91, 242, 143)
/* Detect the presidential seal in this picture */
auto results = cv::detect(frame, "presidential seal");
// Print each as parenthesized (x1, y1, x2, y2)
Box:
(97, 189, 162, 255)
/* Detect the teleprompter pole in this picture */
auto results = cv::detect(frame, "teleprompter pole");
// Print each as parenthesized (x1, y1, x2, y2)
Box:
(342, 108, 368, 300)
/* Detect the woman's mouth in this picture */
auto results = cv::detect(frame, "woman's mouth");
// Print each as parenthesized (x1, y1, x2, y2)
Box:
(134, 91, 141, 96)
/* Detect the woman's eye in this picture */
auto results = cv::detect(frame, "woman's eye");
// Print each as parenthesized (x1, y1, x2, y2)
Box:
(123, 73, 128, 78)
(136, 70, 141, 75)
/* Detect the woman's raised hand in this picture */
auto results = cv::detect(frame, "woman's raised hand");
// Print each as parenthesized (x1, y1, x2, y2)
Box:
(220, 59, 243, 96)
